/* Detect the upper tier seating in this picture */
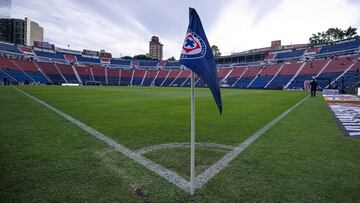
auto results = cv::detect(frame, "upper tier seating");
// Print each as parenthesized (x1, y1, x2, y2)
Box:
(165, 61, 181, 68)
(76, 56, 100, 64)
(111, 59, 131, 66)
(275, 49, 305, 59)
(319, 37, 360, 54)
(139, 60, 158, 67)
(34, 51, 65, 60)
(0, 42, 21, 53)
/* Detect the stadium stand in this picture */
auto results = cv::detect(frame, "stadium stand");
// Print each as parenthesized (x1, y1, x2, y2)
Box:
(0, 36, 359, 90)
(319, 37, 360, 55)
(76, 56, 100, 64)
(250, 64, 282, 88)
(154, 69, 169, 86)
(267, 62, 304, 88)
(162, 69, 181, 86)
(226, 67, 247, 87)
(171, 70, 191, 87)
(36, 61, 66, 84)
(0, 56, 36, 83)
(12, 58, 48, 84)
(142, 69, 159, 86)
(275, 49, 305, 60)
(131, 69, 146, 86)
(90, 65, 106, 84)
(75, 65, 94, 84)
(111, 59, 131, 66)
(107, 68, 120, 85)
(34, 50, 65, 60)
(120, 69, 133, 86)
(0, 42, 21, 53)
(233, 65, 263, 88)
(56, 63, 79, 83)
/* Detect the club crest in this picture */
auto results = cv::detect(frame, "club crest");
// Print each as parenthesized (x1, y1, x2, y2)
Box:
(180, 30, 206, 59)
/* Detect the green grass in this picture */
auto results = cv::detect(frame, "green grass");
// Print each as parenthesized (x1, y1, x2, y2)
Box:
(1, 85, 360, 202)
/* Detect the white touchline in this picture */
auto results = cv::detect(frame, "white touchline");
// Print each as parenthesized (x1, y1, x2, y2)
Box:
(13, 87, 309, 194)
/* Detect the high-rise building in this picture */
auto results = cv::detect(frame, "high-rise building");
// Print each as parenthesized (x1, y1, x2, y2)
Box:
(149, 36, 163, 60)
(25, 18, 43, 46)
(0, 17, 43, 46)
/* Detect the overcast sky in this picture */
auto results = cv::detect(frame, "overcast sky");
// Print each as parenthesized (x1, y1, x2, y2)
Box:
(11, 0, 360, 59)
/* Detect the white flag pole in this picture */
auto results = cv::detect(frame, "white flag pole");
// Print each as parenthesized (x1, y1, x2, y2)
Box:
(190, 71, 195, 195)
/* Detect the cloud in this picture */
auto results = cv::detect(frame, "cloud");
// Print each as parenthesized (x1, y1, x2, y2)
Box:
(209, 0, 360, 55)
(11, 0, 360, 59)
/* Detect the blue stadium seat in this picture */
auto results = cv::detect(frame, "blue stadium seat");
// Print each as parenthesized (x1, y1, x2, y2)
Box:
(63, 74, 79, 83)
(319, 37, 360, 54)
(266, 75, 293, 88)
(108, 77, 119, 85)
(77, 56, 100, 64)
(276, 49, 305, 60)
(25, 71, 49, 84)
(2, 70, 33, 82)
(110, 59, 131, 66)
(0, 42, 21, 53)
(250, 76, 273, 88)
(34, 51, 65, 60)
(48, 73, 66, 84)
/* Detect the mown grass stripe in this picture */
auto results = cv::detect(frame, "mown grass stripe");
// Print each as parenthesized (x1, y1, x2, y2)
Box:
(12, 87, 192, 193)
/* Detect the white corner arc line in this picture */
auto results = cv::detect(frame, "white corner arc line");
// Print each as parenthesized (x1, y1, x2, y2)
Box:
(194, 95, 310, 189)
(134, 142, 235, 155)
(12, 87, 191, 193)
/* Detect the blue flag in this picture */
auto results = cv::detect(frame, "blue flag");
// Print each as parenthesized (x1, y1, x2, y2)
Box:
(179, 8, 222, 114)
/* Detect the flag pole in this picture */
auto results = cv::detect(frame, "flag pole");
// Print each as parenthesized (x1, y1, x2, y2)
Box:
(190, 71, 195, 195)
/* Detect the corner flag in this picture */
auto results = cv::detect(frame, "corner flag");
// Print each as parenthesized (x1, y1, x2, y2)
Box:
(179, 8, 222, 114)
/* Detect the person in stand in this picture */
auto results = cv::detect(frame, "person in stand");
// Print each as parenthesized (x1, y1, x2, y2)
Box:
(310, 78, 318, 97)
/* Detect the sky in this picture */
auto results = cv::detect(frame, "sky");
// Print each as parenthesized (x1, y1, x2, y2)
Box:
(10, 0, 360, 59)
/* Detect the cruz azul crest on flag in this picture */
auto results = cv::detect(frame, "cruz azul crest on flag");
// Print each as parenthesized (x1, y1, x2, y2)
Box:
(180, 30, 206, 59)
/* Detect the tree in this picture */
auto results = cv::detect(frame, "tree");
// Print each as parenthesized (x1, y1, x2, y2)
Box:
(344, 26, 357, 38)
(121, 56, 133, 59)
(309, 26, 358, 45)
(211, 45, 221, 57)
(133, 54, 152, 60)
(167, 56, 176, 61)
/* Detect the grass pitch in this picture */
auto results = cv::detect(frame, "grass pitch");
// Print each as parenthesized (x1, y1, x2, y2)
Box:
(1, 86, 360, 202)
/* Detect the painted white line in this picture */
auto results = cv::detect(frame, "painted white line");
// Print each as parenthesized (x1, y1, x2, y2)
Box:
(134, 142, 235, 155)
(13, 86, 309, 194)
(194, 95, 310, 189)
(13, 87, 191, 193)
